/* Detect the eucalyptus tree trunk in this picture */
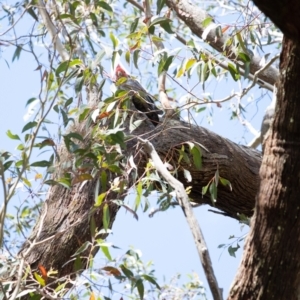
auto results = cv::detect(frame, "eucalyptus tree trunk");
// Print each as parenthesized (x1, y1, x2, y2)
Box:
(228, 0, 300, 297)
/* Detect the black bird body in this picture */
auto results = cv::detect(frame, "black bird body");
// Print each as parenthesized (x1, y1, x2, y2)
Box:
(115, 65, 161, 126)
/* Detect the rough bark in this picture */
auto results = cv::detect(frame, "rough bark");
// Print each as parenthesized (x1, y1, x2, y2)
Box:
(227, 0, 300, 298)
(145, 120, 261, 219)
(229, 37, 300, 299)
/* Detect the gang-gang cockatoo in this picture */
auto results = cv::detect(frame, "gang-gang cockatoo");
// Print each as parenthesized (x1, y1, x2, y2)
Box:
(115, 64, 162, 126)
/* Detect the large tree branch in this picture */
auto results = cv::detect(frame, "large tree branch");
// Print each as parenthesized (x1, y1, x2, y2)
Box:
(165, 0, 279, 88)
(145, 119, 261, 220)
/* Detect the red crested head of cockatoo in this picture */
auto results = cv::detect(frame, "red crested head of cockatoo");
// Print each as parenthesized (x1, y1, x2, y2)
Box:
(115, 64, 128, 80)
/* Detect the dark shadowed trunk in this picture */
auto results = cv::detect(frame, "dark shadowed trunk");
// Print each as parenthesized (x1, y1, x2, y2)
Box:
(227, 0, 300, 297)
(229, 37, 300, 299)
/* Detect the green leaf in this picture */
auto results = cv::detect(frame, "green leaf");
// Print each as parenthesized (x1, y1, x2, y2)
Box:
(57, 177, 71, 189)
(6, 130, 20, 140)
(65, 97, 73, 108)
(47, 71, 55, 90)
(136, 279, 144, 300)
(133, 49, 140, 69)
(202, 183, 209, 196)
(60, 109, 69, 127)
(236, 32, 248, 54)
(73, 241, 91, 256)
(31, 160, 51, 167)
(25, 6, 39, 21)
(22, 121, 37, 133)
(95, 192, 106, 207)
(176, 59, 187, 78)
(25, 97, 38, 107)
(156, 0, 166, 14)
(17, 144, 24, 151)
(177, 145, 190, 165)
(186, 58, 196, 71)
(110, 131, 125, 147)
(72, 173, 93, 184)
(98, 1, 113, 14)
(130, 17, 139, 33)
(89, 12, 98, 26)
(120, 264, 134, 278)
(142, 274, 161, 289)
(202, 16, 213, 27)
(44, 179, 58, 186)
(238, 52, 251, 63)
(12, 45, 22, 62)
(15, 159, 24, 167)
(228, 63, 240, 81)
(75, 75, 84, 93)
(125, 50, 130, 64)
(34, 272, 45, 286)
(64, 132, 84, 142)
(160, 20, 173, 34)
(200, 62, 209, 83)
(129, 117, 143, 132)
(243, 61, 250, 79)
(59, 13, 74, 20)
(103, 203, 110, 230)
(191, 146, 202, 170)
(219, 177, 232, 191)
(79, 107, 91, 122)
(228, 244, 240, 257)
(90, 215, 96, 238)
(99, 171, 107, 193)
(3, 160, 13, 171)
(158, 55, 174, 76)
(149, 17, 173, 34)
(101, 245, 112, 261)
(56, 61, 70, 76)
(215, 169, 219, 186)
(74, 255, 83, 271)
(135, 181, 143, 211)
(109, 32, 118, 49)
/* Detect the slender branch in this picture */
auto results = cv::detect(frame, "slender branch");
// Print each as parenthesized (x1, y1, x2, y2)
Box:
(239, 54, 280, 99)
(138, 137, 223, 300)
(0, 7, 27, 36)
(165, 0, 279, 87)
(248, 134, 261, 148)
(0, 161, 8, 246)
(142, 0, 176, 116)
(37, 0, 69, 61)
(9, 258, 25, 300)
(126, 0, 274, 93)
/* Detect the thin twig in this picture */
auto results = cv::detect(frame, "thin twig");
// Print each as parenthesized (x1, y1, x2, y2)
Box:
(138, 137, 223, 300)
